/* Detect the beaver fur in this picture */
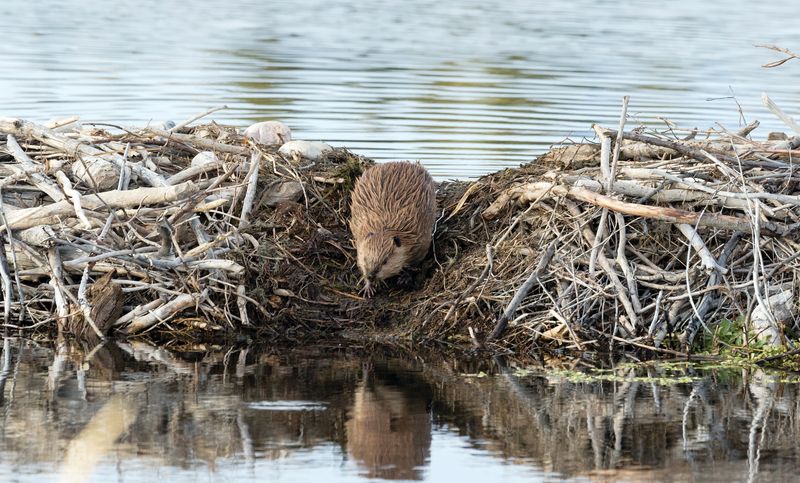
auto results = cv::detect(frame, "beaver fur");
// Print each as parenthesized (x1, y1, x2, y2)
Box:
(349, 161, 436, 296)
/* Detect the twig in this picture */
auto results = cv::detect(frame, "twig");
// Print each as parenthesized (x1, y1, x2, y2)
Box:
(170, 105, 228, 132)
(489, 240, 556, 341)
(54, 171, 92, 229)
(77, 267, 106, 339)
(121, 292, 200, 334)
(239, 151, 261, 228)
(761, 93, 800, 137)
(757, 44, 800, 68)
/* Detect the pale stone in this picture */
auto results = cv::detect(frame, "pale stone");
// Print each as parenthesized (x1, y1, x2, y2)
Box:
(279, 140, 333, 161)
(244, 121, 292, 145)
(191, 151, 219, 167)
(263, 181, 303, 207)
(752, 289, 795, 346)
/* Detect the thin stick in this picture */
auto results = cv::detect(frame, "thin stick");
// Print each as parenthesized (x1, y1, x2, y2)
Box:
(121, 292, 199, 334)
(239, 151, 261, 228)
(5, 134, 65, 202)
(0, 234, 11, 325)
(169, 105, 228, 132)
(761, 93, 800, 137)
(489, 240, 557, 341)
(236, 285, 250, 326)
(589, 125, 612, 274)
(54, 171, 92, 229)
(77, 267, 106, 339)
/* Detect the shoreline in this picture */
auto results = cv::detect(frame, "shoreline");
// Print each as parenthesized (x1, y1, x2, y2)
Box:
(1, 110, 800, 367)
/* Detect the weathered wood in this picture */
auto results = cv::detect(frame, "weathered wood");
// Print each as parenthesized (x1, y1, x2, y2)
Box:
(0, 182, 198, 231)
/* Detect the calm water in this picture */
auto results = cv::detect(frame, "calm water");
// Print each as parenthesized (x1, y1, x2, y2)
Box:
(0, 338, 799, 483)
(2, 0, 800, 178)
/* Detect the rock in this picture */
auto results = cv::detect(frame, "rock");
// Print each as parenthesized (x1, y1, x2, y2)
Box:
(751, 289, 795, 346)
(191, 151, 219, 167)
(767, 132, 788, 141)
(279, 140, 333, 161)
(244, 121, 292, 145)
(262, 181, 303, 207)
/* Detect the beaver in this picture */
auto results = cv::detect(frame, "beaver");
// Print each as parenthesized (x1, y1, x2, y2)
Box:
(350, 161, 437, 297)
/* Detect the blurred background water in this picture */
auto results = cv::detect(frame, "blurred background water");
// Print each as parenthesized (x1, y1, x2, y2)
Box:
(1, 0, 799, 178)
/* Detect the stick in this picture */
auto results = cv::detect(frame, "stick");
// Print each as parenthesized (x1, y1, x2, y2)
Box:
(165, 159, 226, 185)
(169, 105, 228, 132)
(676, 223, 726, 273)
(0, 182, 198, 231)
(761, 93, 800, 137)
(483, 181, 786, 236)
(0, 192, 25, 323)
(47, 247, 69, 323)
(609, 96, 629, 190)
(77, 267, 106, 339)
(54, 171, 92, 229)
(239, 151, 261, 228)
(121, 292, 199, 334)
(5, 134, 65, 202)
(114, 299, 164, 327)
(0, 234, 11, 324)
(602, 128, 741, 166)
(147, 127, 249, 155)
(237, 285, 250, 326)
(566, 200, 640, 333)
(615, 211, 641, 312)
(489, 240, 556, 341)
(589, 125, 612, 274)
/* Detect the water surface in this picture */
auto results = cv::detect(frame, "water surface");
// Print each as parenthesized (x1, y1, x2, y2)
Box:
(2, 0, 799, 178)
(1, 338, 799, 482)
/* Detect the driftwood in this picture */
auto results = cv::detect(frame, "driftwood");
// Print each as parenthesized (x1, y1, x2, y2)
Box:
(416, 95, 800, 355)
(0, 115, 340, 336)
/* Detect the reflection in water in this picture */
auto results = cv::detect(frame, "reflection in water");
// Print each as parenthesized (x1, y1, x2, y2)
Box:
(0, 338, 800, 482)
(2, 0, 800, 178)
(61, 396, 138, 483)
(346, 367, 431, 480)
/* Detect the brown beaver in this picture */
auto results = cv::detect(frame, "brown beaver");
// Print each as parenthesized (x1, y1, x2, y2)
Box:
(350, 161, 437, 297)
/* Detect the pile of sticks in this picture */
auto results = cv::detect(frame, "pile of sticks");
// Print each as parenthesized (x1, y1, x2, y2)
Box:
(0, 114, 274, 337)
(417, 95, 800, 354)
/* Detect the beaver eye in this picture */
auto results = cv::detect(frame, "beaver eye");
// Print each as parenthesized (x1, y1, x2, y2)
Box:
(393, 236, 401, 247)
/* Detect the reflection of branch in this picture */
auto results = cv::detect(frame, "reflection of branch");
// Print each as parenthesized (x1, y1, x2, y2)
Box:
(115, 340, 196, 375)
(757, 44, 800, 68)
(60, 396, 138, 483)
(237, 408, 255, 468)
(0, 338, 12, 406)
(748, 373, 777, 483)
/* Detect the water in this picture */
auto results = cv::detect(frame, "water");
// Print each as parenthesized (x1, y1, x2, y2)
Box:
(2, 0, 800, 178)
(1, 338, 799, 482)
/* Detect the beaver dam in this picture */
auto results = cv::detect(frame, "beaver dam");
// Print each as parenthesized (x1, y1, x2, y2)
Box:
(2, 98, 800, 361)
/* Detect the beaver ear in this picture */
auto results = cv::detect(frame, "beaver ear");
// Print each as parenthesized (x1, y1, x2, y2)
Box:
(393, 236, 401, 247)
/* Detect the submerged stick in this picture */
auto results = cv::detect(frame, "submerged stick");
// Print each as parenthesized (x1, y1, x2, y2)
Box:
(489, 240, 557, 341)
